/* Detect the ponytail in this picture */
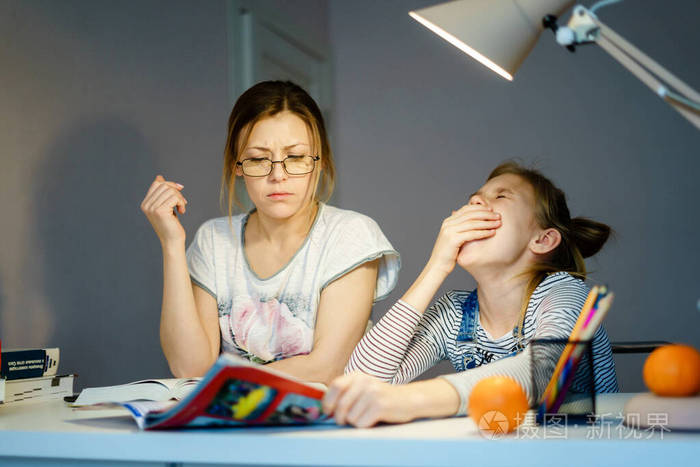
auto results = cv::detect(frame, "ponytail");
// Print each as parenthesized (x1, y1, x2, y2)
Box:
(569, 217, 611, 259)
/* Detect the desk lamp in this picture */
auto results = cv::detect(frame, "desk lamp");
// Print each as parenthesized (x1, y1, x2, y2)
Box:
(409, 0, 700, 129)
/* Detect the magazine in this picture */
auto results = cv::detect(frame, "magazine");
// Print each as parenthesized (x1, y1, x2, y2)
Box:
(80, 353, 329, 430)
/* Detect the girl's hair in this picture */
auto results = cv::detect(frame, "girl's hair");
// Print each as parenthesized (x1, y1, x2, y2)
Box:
(220, 80, 335, 216)
(487, 162, 612, 331)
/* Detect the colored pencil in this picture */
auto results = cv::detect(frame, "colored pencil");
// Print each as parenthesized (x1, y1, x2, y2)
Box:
(548, 292, 614, 413)
(538, 286, 600, 410)
(537, 285, 614, 418)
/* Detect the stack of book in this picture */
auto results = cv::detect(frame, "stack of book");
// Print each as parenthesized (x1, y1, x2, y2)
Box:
(0, 342, 75, 405)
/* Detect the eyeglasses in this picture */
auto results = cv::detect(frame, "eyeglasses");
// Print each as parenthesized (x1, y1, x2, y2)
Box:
(236, 155, 320, 177)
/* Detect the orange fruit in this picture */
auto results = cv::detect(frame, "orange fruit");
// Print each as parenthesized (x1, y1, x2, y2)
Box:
(468, 376, 529, 434)
(643, 344, 700, 397)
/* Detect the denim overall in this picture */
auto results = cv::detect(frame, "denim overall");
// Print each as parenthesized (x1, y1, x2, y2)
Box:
(453, 290, 526, 371)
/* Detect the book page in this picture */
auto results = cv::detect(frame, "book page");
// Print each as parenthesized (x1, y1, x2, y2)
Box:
(171, 378, 201, 400)
(73, 378, 199, 406)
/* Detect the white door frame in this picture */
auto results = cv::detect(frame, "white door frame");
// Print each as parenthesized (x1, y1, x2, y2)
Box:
(226, 0, 332, 120)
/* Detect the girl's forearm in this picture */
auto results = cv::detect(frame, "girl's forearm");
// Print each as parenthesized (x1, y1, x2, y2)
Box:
(400, 262, 449, 313)
(404, 378, 461, 420)
(159, 242, 215, 377)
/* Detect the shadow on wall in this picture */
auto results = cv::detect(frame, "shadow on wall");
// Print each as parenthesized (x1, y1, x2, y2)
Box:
(35, 117, 170, 390)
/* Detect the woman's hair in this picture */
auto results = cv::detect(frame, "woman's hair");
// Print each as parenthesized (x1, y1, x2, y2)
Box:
(487, 161, 612, 327)
(220, 80, 335, 216)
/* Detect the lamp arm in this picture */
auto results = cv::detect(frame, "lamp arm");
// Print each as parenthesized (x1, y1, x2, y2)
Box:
(595, 33, 700, 129)
(593, 17, 700, 103)
(566, 6, 700, 130)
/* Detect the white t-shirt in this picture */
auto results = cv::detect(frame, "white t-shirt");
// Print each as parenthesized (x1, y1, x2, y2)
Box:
(186, 203, 400, 364)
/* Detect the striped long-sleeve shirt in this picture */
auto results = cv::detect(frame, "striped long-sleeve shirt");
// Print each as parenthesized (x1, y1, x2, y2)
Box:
(346, 272, 619, 415)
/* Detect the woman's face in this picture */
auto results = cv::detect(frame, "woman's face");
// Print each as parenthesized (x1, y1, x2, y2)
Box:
(237, 111, 318, 220)
(457, 173, 541, 271)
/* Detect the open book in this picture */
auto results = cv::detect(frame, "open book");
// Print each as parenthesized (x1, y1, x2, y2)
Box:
(75, 353, 328, 430)
(73, 378, 200, 406)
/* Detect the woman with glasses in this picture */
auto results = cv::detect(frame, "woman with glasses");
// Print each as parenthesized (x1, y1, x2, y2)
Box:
(140, 81, 399, 383)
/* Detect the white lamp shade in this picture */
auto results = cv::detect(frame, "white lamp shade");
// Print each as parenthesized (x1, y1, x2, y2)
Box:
(409, 0, 574, 80)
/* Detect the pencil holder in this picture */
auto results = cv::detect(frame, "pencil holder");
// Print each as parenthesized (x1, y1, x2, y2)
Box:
(529, 338, 597, 424)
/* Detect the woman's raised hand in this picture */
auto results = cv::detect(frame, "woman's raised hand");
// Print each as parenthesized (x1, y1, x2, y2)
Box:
(427, 204, 501, 276)
(140, 175, 188, 245)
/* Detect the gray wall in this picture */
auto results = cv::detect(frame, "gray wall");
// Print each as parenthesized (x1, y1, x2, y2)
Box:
(1, 0, 698, 394)
(329, 0, 700, 391)
(0, 0, 328, 390)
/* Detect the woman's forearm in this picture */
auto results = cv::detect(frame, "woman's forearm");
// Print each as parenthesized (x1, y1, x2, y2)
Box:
(265, 353, 338, 386)
(159, 242, 216, 377)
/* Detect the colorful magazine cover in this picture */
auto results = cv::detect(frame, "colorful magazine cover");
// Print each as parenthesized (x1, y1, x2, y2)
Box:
(118, 353, 328, 430)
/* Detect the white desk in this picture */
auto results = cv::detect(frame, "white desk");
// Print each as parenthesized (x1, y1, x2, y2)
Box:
(0, 394, 698, 467)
